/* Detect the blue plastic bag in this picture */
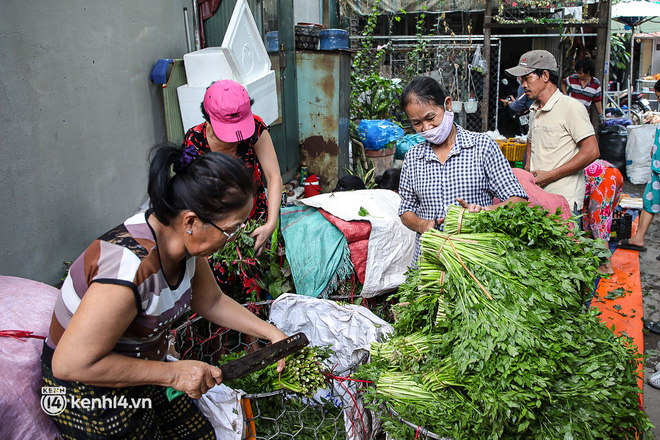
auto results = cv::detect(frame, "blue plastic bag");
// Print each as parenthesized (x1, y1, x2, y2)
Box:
(603, 118, 633, 127)
(357, 119, 404, 150)
(395, 134, 425, 159)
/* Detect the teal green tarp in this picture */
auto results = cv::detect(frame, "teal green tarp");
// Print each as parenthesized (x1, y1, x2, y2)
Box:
(280, 205, 353, 298)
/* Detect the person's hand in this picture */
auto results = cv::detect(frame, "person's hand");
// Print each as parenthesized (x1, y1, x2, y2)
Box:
(250, 223, 277, 256)
(599, 114, 605, 126)
(267, 329, 289, 374)
(457, 198, 485, 212)
(420, 218, 441, 234)
(531, 170, 554, 188)
(169, 360, 223, 399)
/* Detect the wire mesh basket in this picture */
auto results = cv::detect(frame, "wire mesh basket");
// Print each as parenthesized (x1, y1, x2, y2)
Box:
(171, 304, 376, 440)
(171, 303, 269, 364)
(242, 390, 348, 440)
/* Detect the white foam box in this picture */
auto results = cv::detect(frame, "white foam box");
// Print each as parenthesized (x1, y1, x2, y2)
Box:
(177, 84, 206, 132)
(177, 71, 277, 133)
(245, 70, 278, 126)
(222, 0, 271, 84)
(183, 47, 235, 87)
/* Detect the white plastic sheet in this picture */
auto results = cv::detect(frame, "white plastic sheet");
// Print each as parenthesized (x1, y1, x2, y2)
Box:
(166, 355, 244, 440)
(626, 124, 656, 184)
(269, 294, 394, 440)
(269, 294, 393, 370)
(194, 384, 244, 440)
(301, 189, 416, 297)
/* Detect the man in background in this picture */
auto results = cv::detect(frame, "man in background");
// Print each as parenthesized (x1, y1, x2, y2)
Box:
(561, 58, 604, 126)
(506, 50, 600, 214)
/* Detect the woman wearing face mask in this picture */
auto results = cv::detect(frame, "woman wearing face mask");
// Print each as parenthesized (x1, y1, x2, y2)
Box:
(398, 76, 528, 265)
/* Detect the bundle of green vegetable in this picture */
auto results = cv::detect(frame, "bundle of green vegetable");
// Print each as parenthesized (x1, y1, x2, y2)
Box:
(357, 203, 653, 439)
(210, 218, 293, 301)
(220, 345, 331, 398)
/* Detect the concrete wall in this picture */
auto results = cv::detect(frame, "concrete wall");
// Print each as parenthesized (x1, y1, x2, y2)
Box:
(0, 1, 193, 285)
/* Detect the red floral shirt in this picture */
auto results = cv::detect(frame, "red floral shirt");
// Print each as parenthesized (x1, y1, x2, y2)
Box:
(182, 115, 269, 221)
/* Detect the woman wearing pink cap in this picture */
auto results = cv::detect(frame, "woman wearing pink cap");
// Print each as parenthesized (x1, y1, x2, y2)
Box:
(182, 80, 282, 301)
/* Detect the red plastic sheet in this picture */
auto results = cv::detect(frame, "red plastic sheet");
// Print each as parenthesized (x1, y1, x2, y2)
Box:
(319, 209, 371, 284)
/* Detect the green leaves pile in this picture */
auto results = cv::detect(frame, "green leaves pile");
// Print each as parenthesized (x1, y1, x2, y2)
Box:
(357, 203, 653, 439)
(210, 219, 293, 301)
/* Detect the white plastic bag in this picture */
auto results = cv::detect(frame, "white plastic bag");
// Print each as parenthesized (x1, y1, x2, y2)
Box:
(194, 384, 244, 439)
(166, 355, 244, 440)
(626, 124, 656, 184)
(471, 44, 488, 73)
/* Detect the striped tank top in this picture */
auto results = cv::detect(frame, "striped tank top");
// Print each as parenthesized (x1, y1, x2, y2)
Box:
(45, 210, 195, 362)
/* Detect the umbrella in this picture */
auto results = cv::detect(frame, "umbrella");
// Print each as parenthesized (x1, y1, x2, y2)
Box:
(611, 1, 660, 115)
(612, 0, 660, 25)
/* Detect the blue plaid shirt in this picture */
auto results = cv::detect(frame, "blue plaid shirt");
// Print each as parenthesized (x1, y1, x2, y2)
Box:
(399, 124, 528, 264)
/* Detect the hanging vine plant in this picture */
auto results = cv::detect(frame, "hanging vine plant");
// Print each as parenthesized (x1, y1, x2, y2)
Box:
(495, 0, 597, 25)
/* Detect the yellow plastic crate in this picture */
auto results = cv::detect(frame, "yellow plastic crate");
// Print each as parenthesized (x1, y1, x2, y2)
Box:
(499, 140, 526, 162)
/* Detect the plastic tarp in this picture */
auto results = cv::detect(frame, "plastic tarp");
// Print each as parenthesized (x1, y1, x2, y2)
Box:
(269, 293, 394, 440)
(301, 189, 416, 297)
(511, 168, 572, 221)
(626, 124, 657, 184)
(194, 383, 244, 440)
(318, 210, 371, 284)
(280, 205, 354, 298)
(0, 276, 59, 440)
(163, 354, 244, 440)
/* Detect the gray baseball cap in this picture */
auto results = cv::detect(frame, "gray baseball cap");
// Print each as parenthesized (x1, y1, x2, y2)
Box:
(505, 50, 558, 77)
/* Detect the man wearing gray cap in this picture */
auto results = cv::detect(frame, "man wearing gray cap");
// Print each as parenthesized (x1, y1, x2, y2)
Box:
(506, 50, 599, 214)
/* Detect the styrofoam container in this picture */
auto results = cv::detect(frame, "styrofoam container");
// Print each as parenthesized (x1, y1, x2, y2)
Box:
(245, 70, 278, 126)
(177, 71, 278, 133)
(222, 0, 271, 84)
(183, 47, 235, 87)
(177, 84, 206, 131)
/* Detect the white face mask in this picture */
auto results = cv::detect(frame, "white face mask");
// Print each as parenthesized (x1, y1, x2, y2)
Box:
(419, 111, 454, 145)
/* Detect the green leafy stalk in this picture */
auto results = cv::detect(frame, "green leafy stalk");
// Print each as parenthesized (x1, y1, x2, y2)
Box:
(356, 203, 652, 439)
(221, 345, 331, 398)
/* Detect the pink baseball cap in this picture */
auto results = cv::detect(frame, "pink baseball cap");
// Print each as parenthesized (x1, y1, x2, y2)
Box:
(203, 80, 255, 142)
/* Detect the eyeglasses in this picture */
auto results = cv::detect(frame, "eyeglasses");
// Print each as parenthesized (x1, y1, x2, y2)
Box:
(203, 219, 245, 240)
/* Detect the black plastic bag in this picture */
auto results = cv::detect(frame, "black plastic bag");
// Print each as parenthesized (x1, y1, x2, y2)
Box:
(598, 125, 628, 179)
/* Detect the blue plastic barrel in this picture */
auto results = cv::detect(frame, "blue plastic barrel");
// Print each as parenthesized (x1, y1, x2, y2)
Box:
(319, 29, 349, 50)
(266, 31, 279, 53)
